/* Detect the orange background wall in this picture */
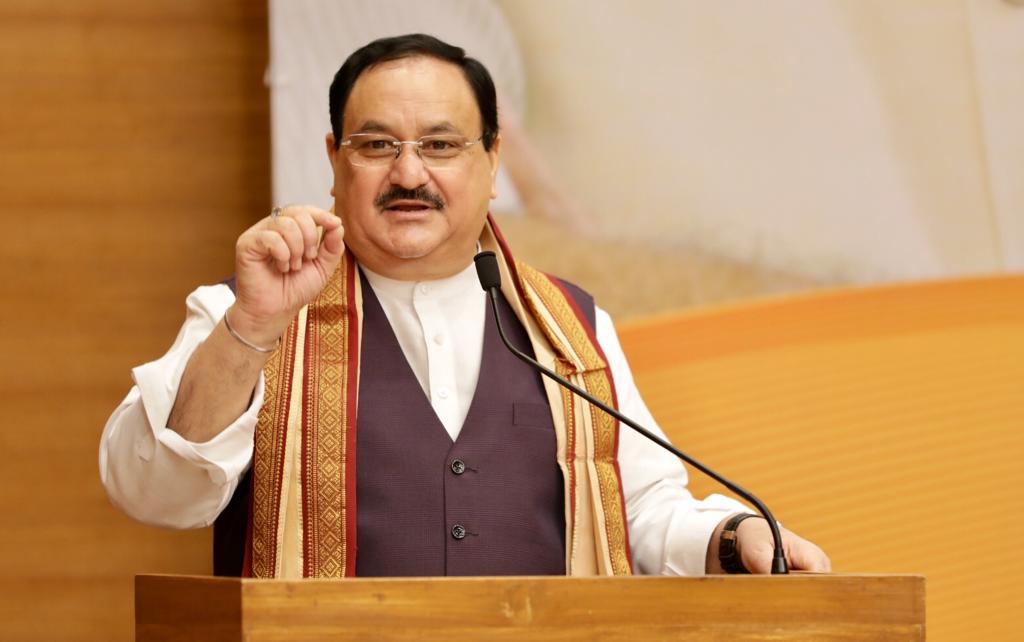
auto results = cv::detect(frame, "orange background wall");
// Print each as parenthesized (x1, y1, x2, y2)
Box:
(617, 276, 1024, 641)
(0, 2, 268, 639)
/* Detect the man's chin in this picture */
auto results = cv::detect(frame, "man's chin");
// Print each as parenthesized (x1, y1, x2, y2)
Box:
(384, 234, 443, 261)
(389, 246, 433, 260)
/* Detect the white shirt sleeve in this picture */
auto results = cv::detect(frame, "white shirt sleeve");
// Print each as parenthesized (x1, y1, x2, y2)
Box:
(594, 307, 748, 576)
(98, 284, 262, 529)
(100, 284, 745, 574)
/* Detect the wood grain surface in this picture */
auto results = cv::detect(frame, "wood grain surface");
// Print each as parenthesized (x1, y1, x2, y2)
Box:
(135, 574, 924, 641)
(0, 2, 268, 640)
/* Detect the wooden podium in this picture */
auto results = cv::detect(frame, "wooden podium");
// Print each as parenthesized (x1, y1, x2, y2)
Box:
(135, 573, 923, 641)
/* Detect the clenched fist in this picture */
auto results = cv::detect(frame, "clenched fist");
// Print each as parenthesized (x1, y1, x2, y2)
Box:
(228, 205, 345, 348)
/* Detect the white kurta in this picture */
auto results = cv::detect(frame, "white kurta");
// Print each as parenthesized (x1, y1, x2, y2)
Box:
(99, 262, 745, 576)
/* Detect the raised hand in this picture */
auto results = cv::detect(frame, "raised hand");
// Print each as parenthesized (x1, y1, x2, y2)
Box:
(167, 205, 343, 442)
(228, 205, 345, 348)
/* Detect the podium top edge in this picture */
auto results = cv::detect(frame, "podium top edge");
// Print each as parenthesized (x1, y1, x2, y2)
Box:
(135, 573, 925, 583)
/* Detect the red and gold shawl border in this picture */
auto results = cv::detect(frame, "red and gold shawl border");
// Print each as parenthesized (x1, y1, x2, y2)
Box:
(248, 253, 361, 578)
(248, 306, 301, 577)
(300, 255, 360, 577)
(538, 271, 634, 576)
(489, 215, 633, 575)
(517, 264, 633, 576)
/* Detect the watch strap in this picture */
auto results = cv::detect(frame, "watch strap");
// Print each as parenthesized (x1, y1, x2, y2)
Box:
(718, 513, 762, 574)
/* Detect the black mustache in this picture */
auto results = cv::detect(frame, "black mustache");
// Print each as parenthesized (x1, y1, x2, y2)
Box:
(375, 187, 445, 210)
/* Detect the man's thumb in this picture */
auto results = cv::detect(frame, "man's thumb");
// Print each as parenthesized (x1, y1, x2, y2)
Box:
(317, 223, 346, 270)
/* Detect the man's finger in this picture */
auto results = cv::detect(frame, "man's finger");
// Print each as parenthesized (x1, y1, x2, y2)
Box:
(290, 208, 321, 259)
(272, 216, 305, 271)
(316, 222, 346, 273)
(787, 538, 832, 573)
(253, 230, 292, 273)
(310, 209, 342, 230)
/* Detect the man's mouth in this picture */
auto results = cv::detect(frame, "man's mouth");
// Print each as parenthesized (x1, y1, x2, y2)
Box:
(383, 200, 434, 212)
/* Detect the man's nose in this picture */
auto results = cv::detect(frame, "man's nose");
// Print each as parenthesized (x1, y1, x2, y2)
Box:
(388, 143, 429, 189)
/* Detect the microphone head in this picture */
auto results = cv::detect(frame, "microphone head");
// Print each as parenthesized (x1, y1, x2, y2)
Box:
(474, 251, 502, 291)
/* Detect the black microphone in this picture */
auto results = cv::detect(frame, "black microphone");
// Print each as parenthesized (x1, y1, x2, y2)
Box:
(473, 251, 788, 575)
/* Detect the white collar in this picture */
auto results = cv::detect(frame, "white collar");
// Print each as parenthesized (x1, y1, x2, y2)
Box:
(360, 260, 482, 305)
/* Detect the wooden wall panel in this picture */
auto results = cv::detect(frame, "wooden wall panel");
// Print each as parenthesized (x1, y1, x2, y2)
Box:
(0, 2, 268, 640)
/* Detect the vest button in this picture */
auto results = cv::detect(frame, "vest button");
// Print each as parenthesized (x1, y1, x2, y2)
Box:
(450, 459, 466, 475)
(451, 524, 467, 540)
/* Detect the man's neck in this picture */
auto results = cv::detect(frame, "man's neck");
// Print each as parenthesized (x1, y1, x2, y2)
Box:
(361, 261, 481, 304)
(347, 244, 481, 282)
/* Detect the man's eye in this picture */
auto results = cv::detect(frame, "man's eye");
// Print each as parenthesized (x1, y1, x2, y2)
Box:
(355, 138, 396, 156)
(422, 138, 464, 157)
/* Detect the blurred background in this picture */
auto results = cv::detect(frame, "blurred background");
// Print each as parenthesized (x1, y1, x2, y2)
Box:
(266, 0, 1023, 318)
(0, 0, 1020, 639)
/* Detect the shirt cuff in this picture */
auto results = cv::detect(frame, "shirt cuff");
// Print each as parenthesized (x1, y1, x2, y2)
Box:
(662, 493, 749, 577)
(131, 352, 264, 487)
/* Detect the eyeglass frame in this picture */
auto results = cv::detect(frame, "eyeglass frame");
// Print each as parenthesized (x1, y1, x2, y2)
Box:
(339, 133, 485, 168)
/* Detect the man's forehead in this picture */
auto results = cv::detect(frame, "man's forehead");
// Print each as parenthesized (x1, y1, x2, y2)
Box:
(342, 56, 480, 135)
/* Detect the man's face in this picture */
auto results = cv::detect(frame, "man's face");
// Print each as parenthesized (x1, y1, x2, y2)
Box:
(326, 56, 500, 280)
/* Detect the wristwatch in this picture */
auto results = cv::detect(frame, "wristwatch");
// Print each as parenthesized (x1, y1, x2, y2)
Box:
(718, 513, 761, 574)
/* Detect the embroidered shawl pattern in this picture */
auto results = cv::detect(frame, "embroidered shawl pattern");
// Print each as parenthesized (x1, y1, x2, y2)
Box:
(245, 217, 631, 577)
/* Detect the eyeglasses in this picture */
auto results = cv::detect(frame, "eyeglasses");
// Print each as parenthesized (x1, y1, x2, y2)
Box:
(340, 133, 483, 168)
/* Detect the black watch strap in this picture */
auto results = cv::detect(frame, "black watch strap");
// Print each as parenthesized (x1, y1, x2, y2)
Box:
(718, 513, 761, 574)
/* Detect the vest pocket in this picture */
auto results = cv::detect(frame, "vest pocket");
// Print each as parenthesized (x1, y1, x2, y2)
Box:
(513, 401, 554, 430)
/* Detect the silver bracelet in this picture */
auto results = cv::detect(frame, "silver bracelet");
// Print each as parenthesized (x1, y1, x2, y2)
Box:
(223, 309, 280, 354)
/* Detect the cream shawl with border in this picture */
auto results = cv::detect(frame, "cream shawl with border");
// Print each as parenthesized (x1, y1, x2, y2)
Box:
(245, 216, 632, 578)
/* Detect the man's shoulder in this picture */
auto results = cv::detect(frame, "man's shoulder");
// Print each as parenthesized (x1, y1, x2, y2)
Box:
(541, 273, 596, 330)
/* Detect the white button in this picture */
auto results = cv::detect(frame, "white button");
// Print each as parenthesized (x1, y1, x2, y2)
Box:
(433, 333, 444, 346)
(418, 284, 429, 295)
(437, 387, 450, 399)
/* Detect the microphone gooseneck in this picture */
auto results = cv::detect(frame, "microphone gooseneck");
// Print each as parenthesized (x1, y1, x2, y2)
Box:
(473, 251, 788, 575)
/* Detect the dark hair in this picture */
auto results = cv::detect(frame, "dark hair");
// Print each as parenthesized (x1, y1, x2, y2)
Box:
(329, 34, 499, 151)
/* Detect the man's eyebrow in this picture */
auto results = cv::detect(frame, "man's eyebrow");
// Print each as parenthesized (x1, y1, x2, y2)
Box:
(350, 120, 464, 136)
(423, 122, 461, 135)
(352, 120, 392, 134)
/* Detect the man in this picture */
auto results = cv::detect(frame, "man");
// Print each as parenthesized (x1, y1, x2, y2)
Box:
(100, 34, 829, 578)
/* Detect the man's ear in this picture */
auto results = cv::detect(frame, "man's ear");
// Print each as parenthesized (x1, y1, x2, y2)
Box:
(326, 133, 339, 163)
(488, 133, 502, 199)
(326, 133, 339, 197)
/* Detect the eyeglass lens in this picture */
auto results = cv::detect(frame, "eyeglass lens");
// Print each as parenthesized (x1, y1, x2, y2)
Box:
(343, 134, 477, 167)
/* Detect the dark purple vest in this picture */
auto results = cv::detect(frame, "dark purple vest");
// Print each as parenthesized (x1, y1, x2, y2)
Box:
(213, 274, 596, 577)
